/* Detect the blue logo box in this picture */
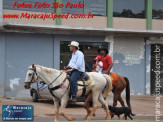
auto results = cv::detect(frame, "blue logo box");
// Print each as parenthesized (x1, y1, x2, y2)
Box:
(2, 105, 33, 121)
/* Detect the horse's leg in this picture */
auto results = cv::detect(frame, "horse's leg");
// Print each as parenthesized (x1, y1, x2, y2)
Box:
(118, 94, 125, 107)
(86, 90, 99, 120)
(113, 92, 120, 107)
(53, 98, 60, 122)
(60, 95, 76, 121)
(84, 92, 92, 119)
(98, 93, 111, 120)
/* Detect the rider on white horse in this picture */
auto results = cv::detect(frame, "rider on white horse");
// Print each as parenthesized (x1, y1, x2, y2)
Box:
(64, 41, 85, 103)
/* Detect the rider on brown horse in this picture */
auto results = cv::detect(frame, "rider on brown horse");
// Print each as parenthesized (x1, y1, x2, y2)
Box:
(98, 48, 132, 110)
(98, 47, 114, 92)
(98, 47, 113, 75)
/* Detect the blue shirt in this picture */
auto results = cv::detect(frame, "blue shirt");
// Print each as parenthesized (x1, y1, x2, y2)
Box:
(68, 50, 85, 72)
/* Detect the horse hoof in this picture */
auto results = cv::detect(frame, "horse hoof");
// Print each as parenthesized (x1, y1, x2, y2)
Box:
(86, 117, 91, 120)
(71, 117, 76, 121)
(54, 120, 58, 122)
(106, 116, 111, 120)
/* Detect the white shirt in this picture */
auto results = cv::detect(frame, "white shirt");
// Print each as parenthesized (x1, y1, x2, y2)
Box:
(68, 50, 85, 72)
(96, 61, 103, 74)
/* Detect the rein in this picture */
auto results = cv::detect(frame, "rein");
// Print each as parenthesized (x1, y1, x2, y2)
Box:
(48, 71, 63, 87)
(48, 73, 68, 100)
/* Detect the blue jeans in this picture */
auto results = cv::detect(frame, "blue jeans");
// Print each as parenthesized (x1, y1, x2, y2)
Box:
(70, 70, 82, 98)
(102, 69, 110, 75)
(102, 70, 110, 94)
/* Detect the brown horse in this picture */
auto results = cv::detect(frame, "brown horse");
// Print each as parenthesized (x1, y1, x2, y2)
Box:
(84, 73, 131, 118)
(110, 74, 131, 108)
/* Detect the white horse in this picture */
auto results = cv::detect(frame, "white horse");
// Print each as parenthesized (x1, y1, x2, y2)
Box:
(24, 64, 112, 122)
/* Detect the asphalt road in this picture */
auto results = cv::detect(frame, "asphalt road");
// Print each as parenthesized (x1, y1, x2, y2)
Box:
(0, 96, 163, 122)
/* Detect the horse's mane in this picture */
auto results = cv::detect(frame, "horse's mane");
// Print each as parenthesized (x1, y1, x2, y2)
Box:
(28, 65, 59, 74)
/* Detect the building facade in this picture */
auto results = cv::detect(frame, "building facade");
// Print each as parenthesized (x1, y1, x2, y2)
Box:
(0, 0, 163, 98)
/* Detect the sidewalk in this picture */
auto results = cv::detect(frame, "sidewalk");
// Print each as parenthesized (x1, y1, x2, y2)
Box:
(0, 96, 162, 121)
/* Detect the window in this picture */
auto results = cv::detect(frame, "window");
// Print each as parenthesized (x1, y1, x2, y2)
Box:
(153, 0, 163, 19)
(62, 0, 84, 14)
(84, 0, 106, 16)
(3, 0, 55, 13)
(113, 0, 145, 18)
(60, 41, 108, 71)
(62, 0, 106, 16)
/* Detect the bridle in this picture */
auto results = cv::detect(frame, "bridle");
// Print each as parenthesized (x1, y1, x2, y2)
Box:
(28, 68, 63, 85)
(28, 69, 38, 84)
(28, 68, 69, 100)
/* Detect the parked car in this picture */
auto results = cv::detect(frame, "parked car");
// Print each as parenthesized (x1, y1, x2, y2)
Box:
(30, 80, 85, 102)
(30, 80, 52, 102)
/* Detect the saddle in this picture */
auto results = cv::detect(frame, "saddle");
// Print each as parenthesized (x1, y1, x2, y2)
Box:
(67, 72, 89, 82)
(79, 72, 89, 81)
(48, 72, 90, 99)
(67, 72, 89, 97)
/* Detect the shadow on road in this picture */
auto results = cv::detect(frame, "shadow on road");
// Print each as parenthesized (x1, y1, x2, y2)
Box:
(36, 100, 84, 108)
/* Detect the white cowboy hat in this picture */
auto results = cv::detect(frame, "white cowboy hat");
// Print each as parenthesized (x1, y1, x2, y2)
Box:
(68, 41, 79, 48)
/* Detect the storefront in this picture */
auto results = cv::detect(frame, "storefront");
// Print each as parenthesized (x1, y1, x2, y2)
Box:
(0, 28, 162, 98)
(0, 32, 109, 98)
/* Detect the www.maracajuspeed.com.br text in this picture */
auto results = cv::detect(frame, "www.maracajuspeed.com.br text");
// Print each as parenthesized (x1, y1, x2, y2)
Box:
(3, 12, 94, 20)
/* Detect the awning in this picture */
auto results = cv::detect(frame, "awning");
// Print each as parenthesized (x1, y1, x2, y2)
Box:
(1, 22, 163, 36)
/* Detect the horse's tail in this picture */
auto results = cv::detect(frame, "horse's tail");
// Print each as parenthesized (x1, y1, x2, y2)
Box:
(102, 74, 113, 98)
(124, 77, 131, 108)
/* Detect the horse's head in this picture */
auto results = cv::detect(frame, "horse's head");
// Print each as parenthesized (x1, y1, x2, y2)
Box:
(24, 64, 38, 89)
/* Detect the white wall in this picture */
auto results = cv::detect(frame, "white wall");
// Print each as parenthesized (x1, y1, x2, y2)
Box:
(0, 33, 5, 97)
(113, 36, 146, 95)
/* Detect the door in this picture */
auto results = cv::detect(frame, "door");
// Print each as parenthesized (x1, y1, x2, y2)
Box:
(151, 44, 163, 95)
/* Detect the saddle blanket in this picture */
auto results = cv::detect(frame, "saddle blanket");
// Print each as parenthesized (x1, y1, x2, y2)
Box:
(110, 72, 118, 85)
